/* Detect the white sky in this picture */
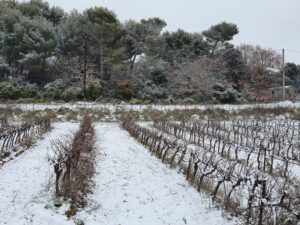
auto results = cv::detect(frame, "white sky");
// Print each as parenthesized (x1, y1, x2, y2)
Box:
(25, 0, 300, 64)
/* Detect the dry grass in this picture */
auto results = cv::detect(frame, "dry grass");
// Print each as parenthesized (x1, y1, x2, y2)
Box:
(65, 111, 79, 121)
(44, 109, 58, 120)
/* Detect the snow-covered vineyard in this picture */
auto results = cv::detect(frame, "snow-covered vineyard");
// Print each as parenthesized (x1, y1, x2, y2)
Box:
(0, 104, 300, 225)
(1, 100, 300, 112)
(0, 122, 236, 225)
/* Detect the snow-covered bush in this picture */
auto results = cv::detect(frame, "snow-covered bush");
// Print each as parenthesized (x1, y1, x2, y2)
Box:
(43, 79, 64, 100)
(22, 83, 38, 98)
(213, 84, 240, 103)
(0, 82, 20, 99)
(86, 84, 102, 100)
(0, 81, 37, 99)
(62, 86, 82, 101)
(212, 82, 226, 92)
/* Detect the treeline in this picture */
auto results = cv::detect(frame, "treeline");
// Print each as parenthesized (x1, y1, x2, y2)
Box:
(0, 0, 299, 102)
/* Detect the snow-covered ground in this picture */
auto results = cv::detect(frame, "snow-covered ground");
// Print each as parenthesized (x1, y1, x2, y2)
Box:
(0, 122, 78, 225)
(0, 123, 237, 225)
(0, 100, 299, 112)
(77, 124, 237, 225)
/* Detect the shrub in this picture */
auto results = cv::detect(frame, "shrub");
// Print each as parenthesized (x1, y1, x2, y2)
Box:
(191, 93, 211, 102)
(0, 81, 37, 100)
(213, 87, 240, 103)
(119, 80, 133, 100)
(0, 82, 21, 99)
(212, 82, 226, 92)
(86, 84, 102, 100)
(151, 68, 168, 85)
(23, 83, 38, 98)
(43, 79, 64, 100)
(62, 87, 82, 101)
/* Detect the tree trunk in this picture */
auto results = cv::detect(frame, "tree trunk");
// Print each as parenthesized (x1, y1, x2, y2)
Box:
(83, 41, 88, 100)
(100, 38, 104, 80)
(54, 164, 62, 196)
(210, 41, 219, 56)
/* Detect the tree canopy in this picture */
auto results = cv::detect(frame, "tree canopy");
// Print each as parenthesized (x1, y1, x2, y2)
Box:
(0, 0, 296, 103)
(203, 21, 238, 55)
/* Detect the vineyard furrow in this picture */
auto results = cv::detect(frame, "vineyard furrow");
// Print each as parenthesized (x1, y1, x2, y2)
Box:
(0, 122, 78, 225)
(76, 123, 236, 225)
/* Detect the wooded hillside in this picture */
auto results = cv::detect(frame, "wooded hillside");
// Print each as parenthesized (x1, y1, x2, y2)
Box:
(0, 0, 299, 102)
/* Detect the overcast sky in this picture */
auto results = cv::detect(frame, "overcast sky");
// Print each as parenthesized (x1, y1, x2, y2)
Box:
(29, 0, 300, 64)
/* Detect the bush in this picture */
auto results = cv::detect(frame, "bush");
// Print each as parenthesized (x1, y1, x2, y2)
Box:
(62, 87, 82, 101)
(0, 82, 21, 99)
(23, 83, 38, 98)
(212, 82, 226, 92)
(43, 79, 64, 100)
(192, 93, 211, 102)
(213, 87, 240, 103)
(151, 69, 168, 85)
(0, 81, 38, 100)
(86, 84, 102, 100)
(119, 80, 133, 100)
